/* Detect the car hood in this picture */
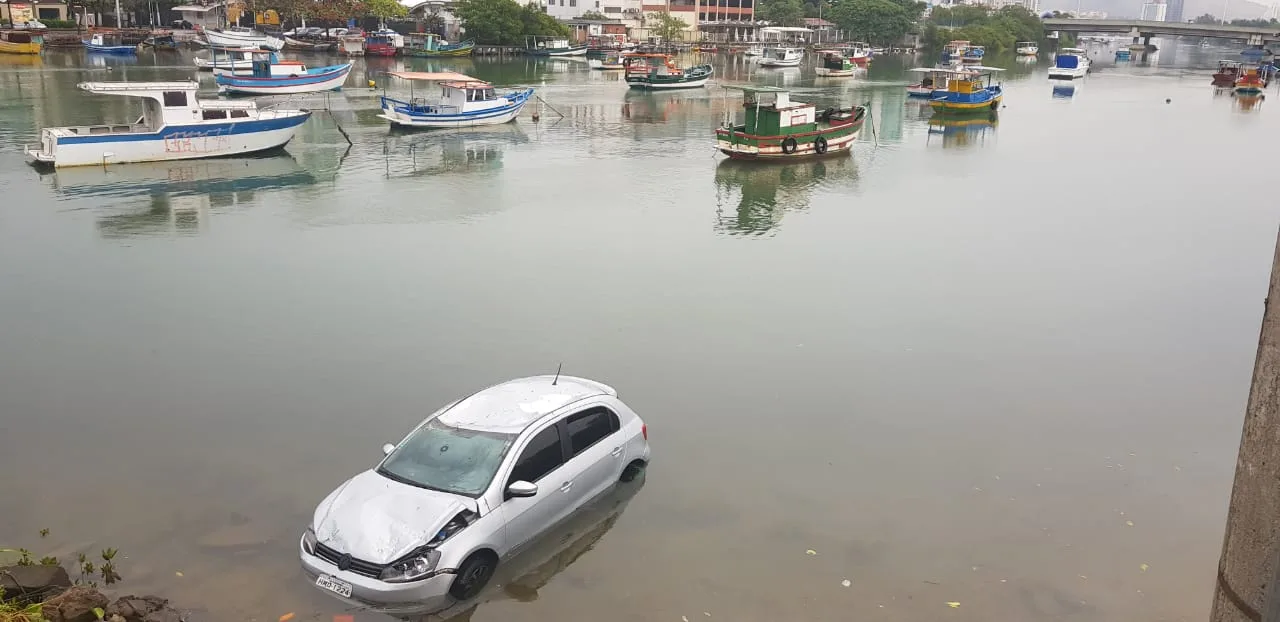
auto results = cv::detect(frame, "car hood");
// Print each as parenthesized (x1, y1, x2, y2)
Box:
(313, 470, 475, 564)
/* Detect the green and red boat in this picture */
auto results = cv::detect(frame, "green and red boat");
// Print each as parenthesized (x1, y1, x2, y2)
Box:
(715, 86, 867, 161)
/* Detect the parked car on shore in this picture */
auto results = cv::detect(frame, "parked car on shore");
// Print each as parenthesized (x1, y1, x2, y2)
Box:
(14, 20, 47, 29)
(299, 375, 651, 614)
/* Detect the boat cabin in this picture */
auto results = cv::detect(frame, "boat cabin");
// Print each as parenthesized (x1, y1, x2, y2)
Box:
(211, 46, 274, 63)
(736, 86, 815, 136)
(763, 47, 802, 61)
(528, 36, 574, 52)
(817, 50, 850, 70)
(2, 31, 36, 45)
(89, 32, 126, 47)
(44, 82, 257, 141)
(247, 50, 305, 77)
(385, 71, 507, 114)
(624, 53, 679, 76)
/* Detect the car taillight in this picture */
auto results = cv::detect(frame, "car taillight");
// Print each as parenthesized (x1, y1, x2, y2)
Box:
(641, 423, 647, 440)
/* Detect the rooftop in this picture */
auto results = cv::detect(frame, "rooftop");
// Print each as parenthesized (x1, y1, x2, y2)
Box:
(436, 376, 616, 434)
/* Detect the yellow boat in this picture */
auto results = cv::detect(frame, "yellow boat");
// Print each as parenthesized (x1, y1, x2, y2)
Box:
(0, 30, 42, 55)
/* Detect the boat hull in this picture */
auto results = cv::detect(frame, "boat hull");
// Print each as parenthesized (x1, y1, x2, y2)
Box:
(815, 67, 856, 77)
(206, 30, 284, 51)
(216, 64, 352, 95)
(758, 58, 800, 67)
(716, 111, 865, 161)
(85, 44, 137, 55)
(378, 89, 533, 128)
(906, 85, 938, 97)
(930, 93, 1002, 113)
(530, 45, 588, 56)
(1047, 66, 1088, 79)
(627, 76, 710, 89)
(26, 111, 311, 168)
(0, 40, 42, 54)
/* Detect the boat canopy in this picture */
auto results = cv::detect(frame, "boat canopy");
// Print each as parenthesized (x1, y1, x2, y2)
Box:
(1060, 47, 1086, 53)
(909, 66, 1002, 75)
(387, 71, 484, 84)
(79, 81, 200, 96)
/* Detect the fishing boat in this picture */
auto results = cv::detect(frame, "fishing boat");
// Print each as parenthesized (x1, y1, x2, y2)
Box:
(715, 85, 866, 161)
(403, 33, 474, 57)
(85, 32, 137, 55)
(340, 33, 365, 56)
(961, 45, 985, 64)
(905, 66, 955, 97)
(364, 31, 401, 56)
(940, 40, 970, 65)
(215, 53, 352, 95)
(623, 53, 713, 89)
(587, 34, 630, 55)
(588, 51, 626, 70)
(929, 66, 1004, 114)
(0, 30, 42, 55)
(205, 27, 284, 51)
(1213, 60, 1244, 86)
(24, 81, 310, 168)
(814, 50, 857, 77)
(195, 47, 273, 71)
(758, 47, 802, 67)
(743, 45, 763, 57)
(1115, 49, 1131, 61)
(1047, 47, 1090, 79)
(378, 71, 533, 128)
(1015, 41, 1038, 56)
(283, 37, 336, 52)
(526, 36, 588, 56)
(839, 42, 873, 66)
(1234, 65, 1268, 94)
(141, 33, 179, 50)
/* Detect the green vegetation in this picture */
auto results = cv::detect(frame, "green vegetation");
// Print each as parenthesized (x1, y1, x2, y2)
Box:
(578, 9, 609, 19)
(828, 0, 924, 47)
(756, 0, 806, 26)
(921, 5, 1044, 52)
(451, 0, 569, 44)
(0, 533, 127, 622)
(1192, 14, 1279, 26)
(650, 9, 690, 42)
(365, 0, 408, 23)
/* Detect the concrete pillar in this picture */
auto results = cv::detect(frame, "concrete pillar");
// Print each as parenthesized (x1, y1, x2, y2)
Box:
(1210, 228, 1280, 622)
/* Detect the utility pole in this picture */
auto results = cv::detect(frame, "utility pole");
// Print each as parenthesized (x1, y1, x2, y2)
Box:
(1210, 228, 1280, 622)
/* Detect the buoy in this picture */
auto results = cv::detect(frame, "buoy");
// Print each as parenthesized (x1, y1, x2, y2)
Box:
(368, 79, 375, 88)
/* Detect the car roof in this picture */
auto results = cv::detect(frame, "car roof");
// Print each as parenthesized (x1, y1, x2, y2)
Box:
(436, 376, 617, 434)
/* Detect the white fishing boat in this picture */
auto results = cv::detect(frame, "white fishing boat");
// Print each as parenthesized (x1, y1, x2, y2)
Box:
(378, 71, 533, 129)
(743, 45, 763, 57)
(1048, 47, 1090, 79)
(758, 47, 802, 67)
(204, 27, 284, 51)
(588, 51, 626, 69)
(1015, 41, 1038, 56)
(195, 47, 270, 71)
(215, 53, 352, 95)
(25, 81, 310, 168)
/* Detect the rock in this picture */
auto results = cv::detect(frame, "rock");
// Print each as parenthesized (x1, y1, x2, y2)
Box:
(0, 564, 72, 603)
(41, 585, 109, 622)
(105, 595, 168, 622)
(142, 609, 183, 622)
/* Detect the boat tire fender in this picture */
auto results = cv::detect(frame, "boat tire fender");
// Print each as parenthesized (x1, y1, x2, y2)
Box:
(781, 137, 798, 154)
(990, 101, 999, 111)
(814, 136, 828, 154)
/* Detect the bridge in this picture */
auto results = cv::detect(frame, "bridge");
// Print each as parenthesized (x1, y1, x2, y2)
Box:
(1041, 18, 1280, 45)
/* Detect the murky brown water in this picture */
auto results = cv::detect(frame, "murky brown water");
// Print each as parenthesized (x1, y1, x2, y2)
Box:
(0, 42, 1276, 621)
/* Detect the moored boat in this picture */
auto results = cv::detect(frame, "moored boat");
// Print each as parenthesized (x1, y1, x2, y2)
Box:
(0, 30, 42, 55)
(1048, 47, 1090, 79)
(1015, 41, 1038, 56)
(905, 66, 954, 97)
(24, 81, 310, 168)
(841, 42, 873, 66)
(340, 33, 365, 56)
(1115, 49, 1131, 61)
(85, 32, 137, 54)
(961, 45, 985, 64)
(378, 71, 533, 128)
(205, 27, 284, 51)
(195, 47, 273, 71)
(716, 86, 866, 161)
(214, 52, 352, 95)
(929, 65, 1004, 114)
(403, 33, 474, 57)
(364, 31, 401, 56)
(283, 36, 336, 52)
(1213, 60, 1244, 86)
(623, 53, 713, 89)
(941, 40, 970, 65)
(527, 36, 588, 56)
(1234, 65, 1268, 94)
(814, 50, 858, 77)
(589, 51, 626, 70)
(140, 33, 179, 50)
(758, 46, 802, 67)
(743, 45, 763, 57)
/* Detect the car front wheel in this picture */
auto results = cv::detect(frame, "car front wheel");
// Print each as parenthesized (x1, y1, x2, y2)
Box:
(449, 552, 497, 601)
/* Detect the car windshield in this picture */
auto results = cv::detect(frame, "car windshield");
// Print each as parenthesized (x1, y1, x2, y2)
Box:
(377, 418, 516, 497)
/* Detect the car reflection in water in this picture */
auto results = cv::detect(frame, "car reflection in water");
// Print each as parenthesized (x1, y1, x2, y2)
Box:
(400, 473, 647, 622)
(713, 156, 859, 236)
(39, 154, 316, 237)
(926, 114, 998, 149)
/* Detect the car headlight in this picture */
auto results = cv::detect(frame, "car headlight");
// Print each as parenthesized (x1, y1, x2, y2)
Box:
(301, 528, 317, 555)
(380, 547, 441, 583)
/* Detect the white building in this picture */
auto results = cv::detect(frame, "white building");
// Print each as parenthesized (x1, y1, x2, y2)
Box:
(544, 0, 640, 20)
(1139, 0, 1166, 20)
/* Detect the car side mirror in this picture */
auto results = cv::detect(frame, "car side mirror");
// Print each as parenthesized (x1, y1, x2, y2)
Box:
(506, 481, 538, 498)
(382, 443, 395, 456)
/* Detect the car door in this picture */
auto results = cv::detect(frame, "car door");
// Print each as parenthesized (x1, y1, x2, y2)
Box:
(499, 423, 571, 555)
(560, 406, 623, 509)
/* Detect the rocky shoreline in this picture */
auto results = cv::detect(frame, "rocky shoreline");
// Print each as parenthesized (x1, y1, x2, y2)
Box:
(1, 565, 186, 622)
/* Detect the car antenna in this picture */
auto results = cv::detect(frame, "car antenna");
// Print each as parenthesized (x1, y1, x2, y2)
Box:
(552, 363, 562, 385)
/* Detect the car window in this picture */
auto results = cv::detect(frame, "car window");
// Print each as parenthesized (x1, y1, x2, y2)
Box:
(565, 408, 619, 456)
(508, 426, 564, 485)
(378, 419, 516, 497)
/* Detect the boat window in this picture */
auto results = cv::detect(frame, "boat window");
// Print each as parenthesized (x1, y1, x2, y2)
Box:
(163, 91, 188, 107)
(230, 109, 250, 118)
(484, 88, 495, 100)
(201, 110, 228, 120)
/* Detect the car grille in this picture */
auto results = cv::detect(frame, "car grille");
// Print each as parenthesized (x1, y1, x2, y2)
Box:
(314, 542, 385, 579)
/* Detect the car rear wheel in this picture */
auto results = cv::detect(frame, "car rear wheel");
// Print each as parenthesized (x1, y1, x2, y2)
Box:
(449, 552, 496, 601)
(620, 460, 646, 483)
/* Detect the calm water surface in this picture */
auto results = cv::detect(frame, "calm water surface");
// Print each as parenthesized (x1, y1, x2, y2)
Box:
(1, 42, 1277, 622)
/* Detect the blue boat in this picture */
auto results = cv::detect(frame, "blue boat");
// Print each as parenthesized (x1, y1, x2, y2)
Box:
(378, 71, 533, 128)
(929, 66, 1005, 114)
(1115, 49, 1131, 61)
(215, 52, 353, 95)
(84, 32, 137, 54)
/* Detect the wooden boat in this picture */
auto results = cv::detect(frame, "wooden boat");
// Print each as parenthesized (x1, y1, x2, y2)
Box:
(283, 36, 336, 51)
(1015, 41, 1038, 56)
(1234, 66, 1268, 94)
(814, 50, 857, 77)
(1213, 60, 1244, 86)
(215, 52, 352, 95)
(716, 86, 866, 161)
(1048, 47, 1090, 79)
(195, 47, 272, 71)
(623, 53, 712, 89)
(205, 27, 284, 51)
(24, 81, 310, 168)
(526, 36, 587, 56)
(961, 45, 985, 64)
(758, 47, 802, 67)
(340, 33, 364, 56)
(378, 71, 533, 128)
(940, 40, 970, 65)
(838, 42, 872, 66)
(141, 34, 179, 50)
(589, 51, 626, 70)
(587, 34, 631, 56)
(364, 31, 400, 56)
(905, 66, 953, 97)
(0, 30, 42, 55)
(929, 66, 1004, 114)
(85, 32, 137, 55)
(403, 33, 474, 57)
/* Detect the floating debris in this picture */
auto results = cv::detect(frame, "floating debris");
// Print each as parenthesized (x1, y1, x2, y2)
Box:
(1140, 563, 1149, 572)
(1079, 575, 1088, 580)
(682, 617, 689, 622)
(946, 602, 961, 608)
(841, 579, 852, 587)
(279, 614, 295, 622)
(175, 571, 184, 577)
(806, 549, 818, 556)
(1126, 520, 1134, 527)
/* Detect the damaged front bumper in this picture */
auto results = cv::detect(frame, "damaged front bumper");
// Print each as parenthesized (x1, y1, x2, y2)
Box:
(299, 538, 456, 615)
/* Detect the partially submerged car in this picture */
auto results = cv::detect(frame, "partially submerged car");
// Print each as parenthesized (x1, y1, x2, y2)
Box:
(299, 375, 650, 614)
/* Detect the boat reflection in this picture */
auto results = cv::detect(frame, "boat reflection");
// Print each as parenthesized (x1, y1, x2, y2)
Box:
(1050, 80, 1077, 99)
(713, 156, 859, 236)
(621, 89, 713, 124)
(382, 124, 528, 178)
(1234, 92, 1265, 112)
(926, 114, 998, 149)
(404, 475, 647, 622)
(40, 154, 316, 237)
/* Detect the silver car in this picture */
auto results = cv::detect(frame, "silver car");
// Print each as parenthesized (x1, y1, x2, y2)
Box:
(299, 375, 651, 614)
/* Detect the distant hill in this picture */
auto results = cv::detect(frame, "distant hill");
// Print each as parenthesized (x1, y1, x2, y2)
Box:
(1040, 0, 1270, 19)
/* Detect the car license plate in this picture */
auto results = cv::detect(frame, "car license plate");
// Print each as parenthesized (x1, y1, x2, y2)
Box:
(316, 574, 353, 598)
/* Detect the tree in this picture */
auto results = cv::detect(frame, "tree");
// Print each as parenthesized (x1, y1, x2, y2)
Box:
(579, 9, 608, 18)
(757, 0, 805, 26)
(1192, 12, 1218, 23)
(650, 9, 688, 42)
(828, 0, 921, 46)
(365, 0, 407, 25)
(453, 0, 565, 44)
